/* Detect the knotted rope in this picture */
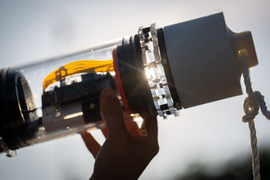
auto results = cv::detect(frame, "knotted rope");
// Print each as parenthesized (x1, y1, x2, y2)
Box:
(239, 49, 270, 180)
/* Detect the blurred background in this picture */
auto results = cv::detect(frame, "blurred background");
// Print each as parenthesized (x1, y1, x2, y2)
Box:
(0, 0, 270, 179)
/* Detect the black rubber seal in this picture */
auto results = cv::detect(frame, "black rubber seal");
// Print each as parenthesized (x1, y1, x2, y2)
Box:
(116, 36, 156, 116)
(122, 37, 138, 112)
(117, 40, 137, 112)
(0, 68, 23, 149)
(0, 68, 37, 150)
(157, 28, 182, 109)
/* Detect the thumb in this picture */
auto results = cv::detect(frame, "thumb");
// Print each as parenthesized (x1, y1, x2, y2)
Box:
(100, 88, 128, 139)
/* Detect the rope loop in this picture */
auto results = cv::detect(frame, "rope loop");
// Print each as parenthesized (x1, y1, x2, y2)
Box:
(254, 91, 270, 120)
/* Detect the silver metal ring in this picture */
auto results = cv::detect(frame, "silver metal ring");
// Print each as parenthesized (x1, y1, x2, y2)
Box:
(138, 24, 179, 118)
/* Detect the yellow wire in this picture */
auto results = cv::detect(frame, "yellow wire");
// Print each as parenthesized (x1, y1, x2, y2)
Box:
(43, 60, 114, 91)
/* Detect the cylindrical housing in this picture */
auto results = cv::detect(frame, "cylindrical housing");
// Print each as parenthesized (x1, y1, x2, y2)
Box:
(0, 12, 258, 153)
(163, 13, 258, 108)
(0, 39, 126, 150)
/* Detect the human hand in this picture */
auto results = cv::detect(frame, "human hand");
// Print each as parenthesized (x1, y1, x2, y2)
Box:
(81, 88, 159, 180)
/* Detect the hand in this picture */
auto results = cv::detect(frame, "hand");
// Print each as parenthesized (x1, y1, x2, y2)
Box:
(81, 88, 159, 180)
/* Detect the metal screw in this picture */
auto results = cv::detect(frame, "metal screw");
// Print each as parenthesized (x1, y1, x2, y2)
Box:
(175, 102, 181, 109)
(163, 113, 168, 119)
(145, 45, 149, 50)
(175, 110, 180, 117)
(162, 59, 167, 64)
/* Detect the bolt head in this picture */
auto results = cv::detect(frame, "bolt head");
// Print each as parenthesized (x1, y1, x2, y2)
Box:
(162, 59, 167, 64)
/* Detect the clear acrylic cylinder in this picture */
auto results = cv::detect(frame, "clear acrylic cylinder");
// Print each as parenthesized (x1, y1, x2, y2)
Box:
(0, 39, 124, 150)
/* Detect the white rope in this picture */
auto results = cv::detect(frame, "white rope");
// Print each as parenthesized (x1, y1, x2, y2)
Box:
(239, 49, 270, 180)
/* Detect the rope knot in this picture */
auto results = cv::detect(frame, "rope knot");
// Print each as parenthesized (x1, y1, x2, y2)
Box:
(254, 91, 270, 120)
(242, 96, 259, 123)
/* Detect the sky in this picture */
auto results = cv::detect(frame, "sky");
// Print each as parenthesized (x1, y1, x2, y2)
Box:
(0, 0, 270, 179)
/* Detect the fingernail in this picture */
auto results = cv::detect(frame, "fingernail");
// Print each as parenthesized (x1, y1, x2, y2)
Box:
(100, 88, 117, 113)
(104, 89, 117, 101)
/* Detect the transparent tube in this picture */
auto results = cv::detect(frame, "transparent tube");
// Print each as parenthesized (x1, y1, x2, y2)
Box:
(2, 38, 125, 148)
(1, 12, 259, 153)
